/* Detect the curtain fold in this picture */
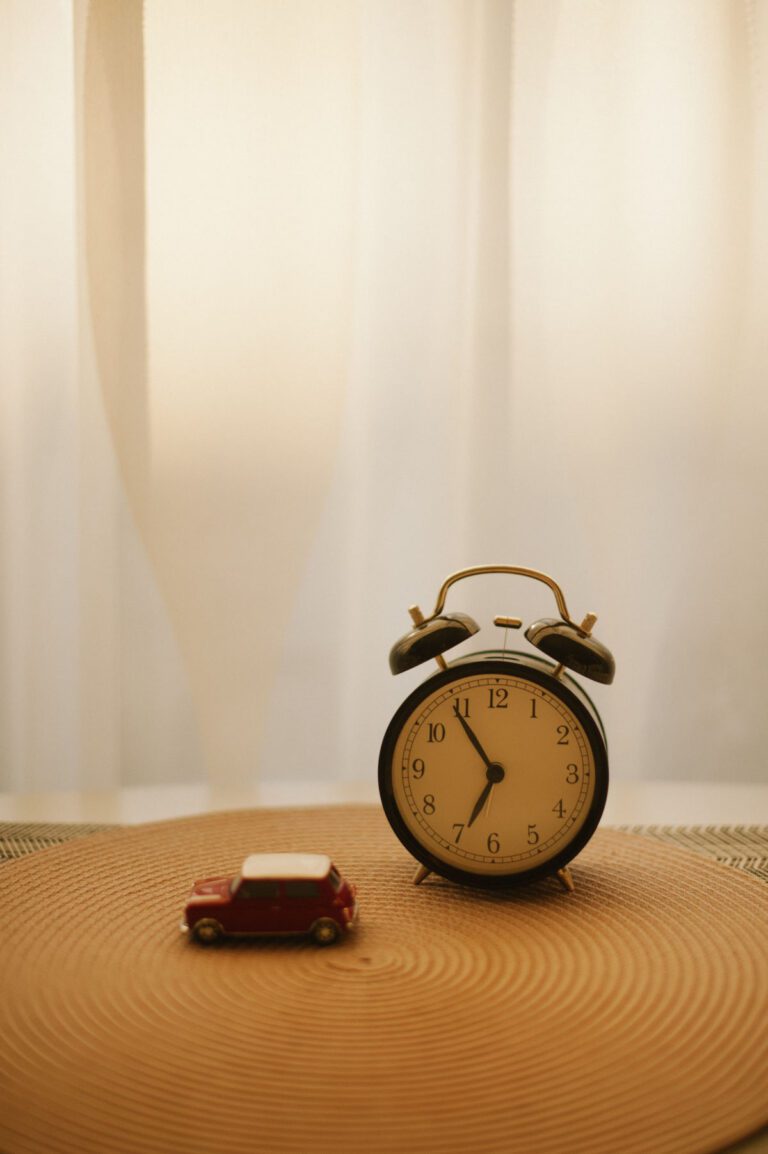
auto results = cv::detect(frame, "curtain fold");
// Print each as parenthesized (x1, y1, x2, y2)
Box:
(1, 0, 767, 793)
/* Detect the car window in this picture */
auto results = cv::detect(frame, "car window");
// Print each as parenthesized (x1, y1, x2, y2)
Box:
(284, 880, 320, 899)
(236, 880, 280, 900)
(328, 867, 342, 892)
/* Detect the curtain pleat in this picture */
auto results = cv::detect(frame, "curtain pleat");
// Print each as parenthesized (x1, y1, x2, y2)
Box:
(1, 0, 767, 793)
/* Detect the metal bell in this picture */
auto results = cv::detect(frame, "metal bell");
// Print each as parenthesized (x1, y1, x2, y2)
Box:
(389, 612, 480, 675)
(525, 618, 615, 684)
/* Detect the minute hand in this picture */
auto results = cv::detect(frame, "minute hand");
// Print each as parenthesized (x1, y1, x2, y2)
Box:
(453, 708, 494, 770)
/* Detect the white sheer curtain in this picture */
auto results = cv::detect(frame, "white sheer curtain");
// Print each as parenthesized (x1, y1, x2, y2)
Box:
(1, 0, 767, 796)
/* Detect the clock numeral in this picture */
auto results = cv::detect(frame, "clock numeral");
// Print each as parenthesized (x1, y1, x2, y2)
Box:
(527, 823, 539, 846)
(556, 724, 570, 745)
(566, 763, 579, 784)
(552, 798, 566, 819)
(427, 722, 445, 743)
(412, 758, 425, 779)
(452, 698, 470, 719)
(452, 823, 465, 844)
(487, 832, 500, 854)
(422, 794, 436, 815)
(488, 687, 508, 709)
(530, 698, 538, 719)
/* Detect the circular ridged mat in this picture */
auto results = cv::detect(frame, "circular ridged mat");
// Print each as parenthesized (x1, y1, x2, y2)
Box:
(1, 806, 767, 1154)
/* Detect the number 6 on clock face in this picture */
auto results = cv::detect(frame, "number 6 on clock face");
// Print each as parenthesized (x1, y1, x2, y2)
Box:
(378, 658, 609, 888)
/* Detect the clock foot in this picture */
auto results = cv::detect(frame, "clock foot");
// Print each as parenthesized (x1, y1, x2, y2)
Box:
(413, 864, 432, 886)
(556, 866, 575, 893)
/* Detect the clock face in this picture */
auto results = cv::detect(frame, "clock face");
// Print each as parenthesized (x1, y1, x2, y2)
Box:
(379, 658, 608, 885)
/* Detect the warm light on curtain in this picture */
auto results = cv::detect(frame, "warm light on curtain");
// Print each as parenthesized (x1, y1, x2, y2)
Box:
(1, 0, 767, 795)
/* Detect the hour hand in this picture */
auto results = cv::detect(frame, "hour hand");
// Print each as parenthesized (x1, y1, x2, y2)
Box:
(453, 706, 493, 770)
(466, 763, 505, 827)
(467, 780, 493, 827)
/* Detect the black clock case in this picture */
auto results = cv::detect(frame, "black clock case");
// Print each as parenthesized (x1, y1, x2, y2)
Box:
(378, 651, 610, 889)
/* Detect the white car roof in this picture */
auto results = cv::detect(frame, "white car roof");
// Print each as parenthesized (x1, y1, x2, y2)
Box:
(240, 852, 332, 880)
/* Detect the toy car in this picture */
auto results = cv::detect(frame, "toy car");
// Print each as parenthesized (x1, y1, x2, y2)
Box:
(180, 852, 358, 945)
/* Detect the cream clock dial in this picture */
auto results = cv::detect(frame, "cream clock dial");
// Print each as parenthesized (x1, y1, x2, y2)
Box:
(379, 656, 609, 888)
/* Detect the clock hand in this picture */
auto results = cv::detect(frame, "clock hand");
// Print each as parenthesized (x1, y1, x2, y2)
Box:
(452, 706, 494, 770)
(467, 780, 493, 827)
(452, 703, 507, 828)
(467, 762, 506, 827)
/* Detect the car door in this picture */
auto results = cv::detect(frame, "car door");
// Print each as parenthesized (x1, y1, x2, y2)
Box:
(281, 879, 323, 932)
(229, 878, 280, 933)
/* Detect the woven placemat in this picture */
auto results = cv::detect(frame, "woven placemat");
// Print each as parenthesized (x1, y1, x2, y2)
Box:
(0, 821, 119, 862)
(1, 806, 767, 1154)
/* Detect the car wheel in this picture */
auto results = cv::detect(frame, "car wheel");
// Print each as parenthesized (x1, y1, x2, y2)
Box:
(193, 918, 224, 945)
(311, 918, 340, 945)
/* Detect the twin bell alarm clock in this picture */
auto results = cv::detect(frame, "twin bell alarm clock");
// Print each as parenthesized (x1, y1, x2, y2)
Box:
(378, 565, 615, 891)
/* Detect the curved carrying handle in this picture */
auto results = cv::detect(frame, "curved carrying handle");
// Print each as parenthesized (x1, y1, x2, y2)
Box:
(390, 563, 614, 683)
(424, 564, 576, 629)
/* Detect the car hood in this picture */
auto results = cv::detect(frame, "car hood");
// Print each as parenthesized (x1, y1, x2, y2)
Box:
(188, 876, 231, 900)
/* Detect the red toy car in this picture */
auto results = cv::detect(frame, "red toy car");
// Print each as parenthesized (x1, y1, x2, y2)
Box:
(181, 852, 358, 945)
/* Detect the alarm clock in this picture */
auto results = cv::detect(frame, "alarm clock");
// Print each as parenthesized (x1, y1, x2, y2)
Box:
(378, 565, 615, 891)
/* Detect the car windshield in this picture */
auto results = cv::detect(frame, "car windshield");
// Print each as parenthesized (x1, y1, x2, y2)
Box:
(234, 879, 280, 900)
(328, 867, 342, 892)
